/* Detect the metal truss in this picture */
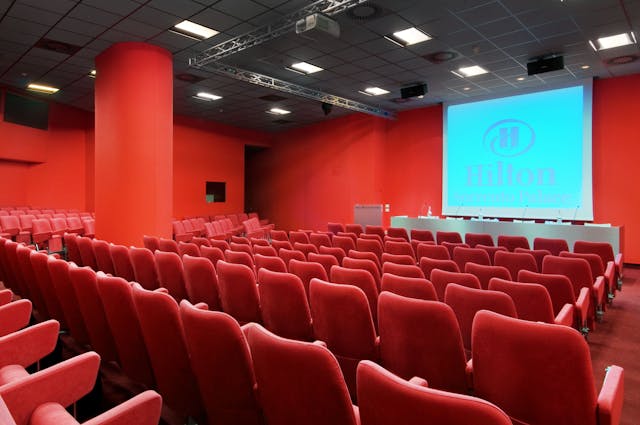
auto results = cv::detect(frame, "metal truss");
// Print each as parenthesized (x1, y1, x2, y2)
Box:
(199, 61, 395, 119)
(189, 0, 370, 67)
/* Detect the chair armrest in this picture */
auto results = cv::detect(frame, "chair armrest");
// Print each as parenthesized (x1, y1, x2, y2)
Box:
(597, 365, 624, 425)
(604, 262, 615, 294)
(0, 320, 59, 368)
(0, 300, 32, 337)
(408, 376, 429, 388)
(154, 288, 169, 295)
(575, 287, 590, 328)
(0, 290, 13, 306)
(465, 359, 474, 391)
(0, 352, 101, 425)
(193, 302, 209, 310)
(312, 340, 328, 348)
(554, 303, 574, 328)
(593, 276, 605, 305)
(614, 253, 623, 277)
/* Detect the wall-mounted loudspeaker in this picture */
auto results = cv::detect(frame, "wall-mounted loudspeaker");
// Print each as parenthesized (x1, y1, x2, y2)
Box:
(527, 56, 564, 75)
(400, 83, 427, 99)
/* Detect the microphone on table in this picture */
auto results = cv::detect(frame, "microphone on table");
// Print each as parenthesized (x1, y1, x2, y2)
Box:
(572, 205, 580, 222)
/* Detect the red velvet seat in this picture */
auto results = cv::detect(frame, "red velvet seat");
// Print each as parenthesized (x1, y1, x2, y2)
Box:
(31, 219, 62, 252)
(230, 241, 253, 255)
(0, 299, 32, 337)
(574, 240, 623, 291)
(216, 260, 261, 324)
(289, 230, 310, 245)
(378, 292, 468, 393)
(430, 269, 481, 301)
(410, 229, 435, 243)
(330, 265, 379, 324)
(318, 245, 346, 264)
(0, 216, 30, 243)
(493, 250, 537, 278)
(533, 237, 569, 256)
(497, 235, 530, 251)
(254, 253, 287, 274)
(345, 223, 363, 237)
(332, 235, 356, 255)
(308, 252, 339, 276)
(386, 227, 409, 241)
(28, 251, 62, 323)
(357, 361, 512, 425)
(381, 252, 415, 266)
(365, 225, 386, 241)
(278, 248, 306, 268)
(419, 257, 460, 280)
(441, 241, 469, 259)
(476, 244, 508, 264)
(209, 239, 231, 252)
(108, 244, 135, 282)
(380, 273, 437, 301)
(464, 262, 512, 290)
(416, 243, 450, 260)
(224, 249, 256, 273)
(342, 257, 381, 290)
(245, 323, 359, 425)
(129, 247, 159, 290)
(91, 239, 115, 275)
(154, 250, 188, 301)
(253, 244, 277, 257)
(452, 246, 491, 271)
(356, 238, 383, 263)
(76, 236, 97, 269)
(200, 245, 225, 268)
(465, 232, 494, 247)
(293, 242, 319, 259)
(471, 310, 624, 425)
(309, 278, 378, 402)
(257, 268, 313, 341)
(65, 216, 85, 235)
(436, 231, 463, 245)
(182, 254, 221, 310)
(327, 222, 346, 235)
(172, 221, 192, 242)
(179, 302, 263, 425)
(157, 237, 179, 253)
(348, 249, 381, 272)
(82, 219, 95, 238)
(178, 241, 200, 257)
(381, 262, 425, 279)
(310, 232, 332, 249)
(383, 240, 415, 259)
(514, 247, 550, 273)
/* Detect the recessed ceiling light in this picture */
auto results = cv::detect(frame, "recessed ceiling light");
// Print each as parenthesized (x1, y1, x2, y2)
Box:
(457, 65, 488, 77)
(590, 32, 636, 50)
(463, 87, 471, 91)
(516, 77, 525, 81)
(268, 108, 291, 115)
(194, 92, 222, 101)
(360, 87, 389, 96)
(172, 20, 218, 40)
(581, 65, 590, 69)
(89, 70, 96, 78)
(385, 27, 432, 47)
(288, 62, 323, 74)
(27, 83, 59, 94)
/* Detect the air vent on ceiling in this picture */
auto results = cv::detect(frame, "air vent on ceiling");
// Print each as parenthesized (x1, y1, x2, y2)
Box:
(606, 55, 638, 65)
(259, 94, 288, 101)
(423, 51, 459, 64)
(346, 3, 389, 21)
(272, 119, 293, 124)
(390, 97, 415, 104)
(34, 38, 82, 55)
(175, 73, 206, 83)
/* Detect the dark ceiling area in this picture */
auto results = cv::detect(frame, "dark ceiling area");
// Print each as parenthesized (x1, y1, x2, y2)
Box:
(0, 0, 638, 132)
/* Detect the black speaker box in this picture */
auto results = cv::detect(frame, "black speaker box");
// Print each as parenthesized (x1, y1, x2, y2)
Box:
(527, 56, 564, 75)
(401, 83, 427, 99)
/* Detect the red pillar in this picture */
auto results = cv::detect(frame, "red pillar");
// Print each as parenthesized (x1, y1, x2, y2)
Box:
(94, 42, 173, 246)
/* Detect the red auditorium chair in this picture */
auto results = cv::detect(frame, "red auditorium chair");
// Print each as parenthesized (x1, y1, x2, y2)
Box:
(514, 247, 550, 272)
(178, 241, 200, 257)
(452, 246, 491, 271)
(310, 232, 332, 249)
(271, 239, 292, 253)
(533, 236, 569, 256)
(488, 277, 573, 327)
(436, 231, 463, 245)
(386, 227, 409, 241)
(231, 235, 251, 246)
(471, 310, 624, 425)
(288, 259, 327, 297)
(365, 225, 386, 240)
(13, 245, 38, 308)
(445, 284, 517, 353)
(345, 223, 363, 237)
(356, 238, 383, 263)
(49, 217, 68, 236)
(95, 274, 155, 388)
(269, 229, 289, 241)
(381, 262, 425, 279)
(378, 292, 468, 394)
(253, 244, 277, 256)
(249, 237, 269, 246)
(29, 251, 65, 325)
(108, 244, 136, 282)
(182, 254, 221, 310)
(257, 268, 313, 341)
(68, 266, 118, 362)
(293, 241, 319, 259)
(278, 248, 306, 268)
(182, 219, 201, 238)
(206, 221, 228, 241)
(337, 231, 358, 243)
(254, 253, 287, 274)
(193, 236, 213, 248)
(308, 252, 339, 276)
(318, 245, 346, 264)
(289, 230, 310, 244)
(476, 244, 508, 264)
(65, 216, 85, 235)
(224, 249, 256, 273)
(82, 218, 95, 238)
(129, 247, 160, 290)
(76, 236, 98, 269)
(216, 260, 261, 324)
(0, 299, 32, 337)
(493, 250, 537, 278)
(309, 278, 378, 401)
(417, 243, 450, 260)
(63, 234, 82, 264)
(380, 273, 437, 301)
(560, 251, 611, 300)
(154, 250, 189, 301)
(209, 238, 231, 252)
(230, 241, 253, 255)
(441, 241, 469, 259)
(342, 257, 381, 290)
(3, 241, 30, 298)
(465, 232, 494, 247)
(381, 252, 416, 266)
(18, 214, 36, 234)
(360, 232, 383, 243)
(179, 302, 263, 425)
(31, 218, 62, 252)
(430, 269, 481, 301)
(157, 237, 179, 253)
(132, 284, 205, 424)
(357, 361, 512, 425)
(348, 249, 381, 272)
(409, 229, 435, 255)
(91, 239, 115, 275)
(245, 323, 359, 425)
(497, 235, 530, 251)
(327, 222, 346, 235)
(384, 240, 416, 260)
(419, 257, 460, 280)
(574, 240, 623, 291)
(0, 289, 12, 308)
(200, 245, 225, 267)
(465, 262, 512, 290)
(330, 265, 379, 323)
(142, 235, 160, 252)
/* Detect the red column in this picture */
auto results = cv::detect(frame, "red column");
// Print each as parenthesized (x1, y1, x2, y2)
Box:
(94, 42, 173, 246)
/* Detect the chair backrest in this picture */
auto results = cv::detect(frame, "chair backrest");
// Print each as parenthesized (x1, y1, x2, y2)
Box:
(497, 235, 530, 252)
(378, 292, 468, 393)
(245, 323, 357, 425)
(380, 273, 437, 301)
(476, 244, 508, 264)
(419, 257, 460, 282)
(270, 240, 292, 253)
(342, 257, 380, 291)
(514, 248, 551, 273)
(493, 250, 538, 278)
(154, 251, 188, 301)
(96, 275, 155, 388)
(63, 234, 82, 265)
(383, 240, 416, 259)
(216, 260, 261, 324)
(452, 246, 491, 271)
(157, 238, 179, 254)
(179, 302, 263, 425)
(209, 239, 231, 252)
(29, 251, 65, 325)
(288, 259, 328, 297)
(573, 240, 615, 267)
(357, 361, 512, 425)
(356, 238, 383, 263)
(257, 269, 313, 341)
(347, 249, 381, 272)
(129, 247, 159, 290)
(76, 237, 97, 269)
(318, 246, 346, 265)
(386, 227, 409, 241)
(269, 229, 289, 242)
(332, 235, 356, 254)
(365, 225, 386, 240)
(410, 229, 434, 242)
(488, 277, 555, 323)
(444, 283, 517, 351)
(308, 252, 339, 276)
(224, 249, 256, 272)
(19, 214, 36, 232)
(253, 244, 277, 257)
(92, 239, 115, 275)
(309, 232, 332, 249)
(436, 231, 463, 244)
(289, 230, 310, 245)
(178, 241, 200, 257)
(533, 237, 569, 256)
(559, 251, 604, 281)
(330, 265, 379, 323)
(254, 253, 287, 274)
(14, 245, 40, 312)
(345, 223, 363, 236)
(132, 284, 204, 422)
(182, 255, 221, 310)
(278, 248, 306, 268)
(542, 255, 593, 297)
(107, 244, 135, 282)
(464, 262, 512, 290)
(230, 241, 253, 255)
(327, 222, 346, 234)
(200, 245, 225, 268)
(293, 242, 319, 259)
(517, 270, 577, 316)
(430, 269, 481, 301)
(417, 243, 450, 260)
(381, 262, 425, 279)
(472, 310, 600, 425)
(441, 242, 469, 259)
(465, 232, 494, 247)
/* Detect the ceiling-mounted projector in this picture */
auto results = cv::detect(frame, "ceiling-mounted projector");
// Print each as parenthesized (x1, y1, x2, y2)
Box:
(295, 13, 340, 38)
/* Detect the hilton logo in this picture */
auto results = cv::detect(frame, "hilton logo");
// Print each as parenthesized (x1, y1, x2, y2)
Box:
(483, 119, 535, 157)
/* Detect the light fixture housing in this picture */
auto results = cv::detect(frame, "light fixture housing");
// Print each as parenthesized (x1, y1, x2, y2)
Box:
(194, 92, 222, 101)
(456, 65, 489, 77)
(172, 20, 219, 40)
(384, 27, 431, 47)
(89, 70, 96, 78)
(268, 107, 291, 115)
(288, 62, 323, 74)
(27, 83, 59, 94)
(360, 87, 389, 96)
(590, 32, 636, 51)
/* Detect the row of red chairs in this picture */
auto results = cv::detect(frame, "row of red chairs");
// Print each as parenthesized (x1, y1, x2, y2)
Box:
(0, 215, 95, 249)
(0, 207, 91, 217)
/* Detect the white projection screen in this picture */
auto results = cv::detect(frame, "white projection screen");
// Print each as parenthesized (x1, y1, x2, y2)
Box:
(443, 80, 593, 221)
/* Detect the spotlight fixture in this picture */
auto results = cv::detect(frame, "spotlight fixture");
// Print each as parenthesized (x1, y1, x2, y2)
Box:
(384, 27, 431, 47)
(171, 20, 219, 40)
(267, 107, 291, 115)
(89, 70, 96, 78)
(27, 83, 59, 94)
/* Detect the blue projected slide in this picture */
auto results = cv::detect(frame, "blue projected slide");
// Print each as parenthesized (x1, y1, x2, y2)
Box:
(443, 82, 593, 220)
